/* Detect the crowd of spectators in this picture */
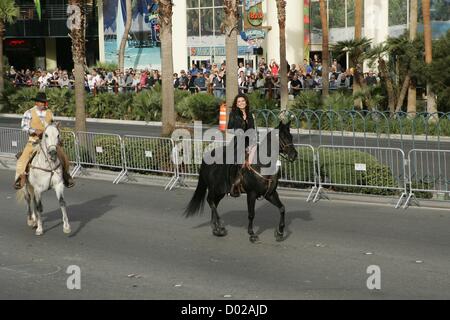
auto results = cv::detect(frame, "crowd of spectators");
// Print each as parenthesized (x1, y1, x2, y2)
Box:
(6, 56, 381, 99)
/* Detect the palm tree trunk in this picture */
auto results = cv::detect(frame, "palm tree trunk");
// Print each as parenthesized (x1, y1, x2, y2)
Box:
(118, 0, 132, 72)
(224, 0, 239, 115)
(354, 0, 363, 40)
(69, 0, 87, 133)
(276, 0, 288, 110)
(0, 23, 5, 98)
(395, 72, 410, 113)
(158, 0, 175, 136)
(378, 58, 395, 114)
(422, 0, 438, 120)
(407, 0, 418, 118)
(319, 0, 329, 99)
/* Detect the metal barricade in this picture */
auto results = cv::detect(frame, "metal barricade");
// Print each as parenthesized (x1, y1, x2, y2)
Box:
(174, 139, 227, 183)
(0, 127, 28, 168)
(120, 135, 178, 190)
(74, 132, 125, 184)
(279, 144, 318, 201)
(314, 145, 408, 208)
(61, 130, 81, 177)
(404, 149, 450, 208)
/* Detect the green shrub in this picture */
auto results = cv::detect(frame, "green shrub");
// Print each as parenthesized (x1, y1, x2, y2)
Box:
(130, 90, 161, 121)
(124, 138, 174, 175)
(176, 93, 220, 124)
(6, 86, 39, 114)
(247, 91, 278, 111)
(90, 135, 123, 168)
(318, 149, 399, 195)
(47, 87, 75, 117)
(290, 90, 322, 111)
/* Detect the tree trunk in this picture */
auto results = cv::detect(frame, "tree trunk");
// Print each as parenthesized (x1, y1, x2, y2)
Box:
(277, 0, 288, 110)
(407, 0, 418, 117)
(378, 58, 396, 114)
(0, 23, 4, 101)
(354, 0, 363, 40)
(395, 72, 410, 113)
(69, 0, 87, 133)
(319, 0, 329, 99)
(118, 0, 132, 72)
(158, 0, 175, 137)
(224, 0, 239, 115)
(422, 0, 438, 119)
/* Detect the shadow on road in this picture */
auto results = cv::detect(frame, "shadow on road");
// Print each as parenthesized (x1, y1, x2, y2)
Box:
(43, 195, 117, 237)
(193, 202, 312, 240)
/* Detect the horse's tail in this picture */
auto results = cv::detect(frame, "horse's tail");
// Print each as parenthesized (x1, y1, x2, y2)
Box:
(184, 165, 208, 217)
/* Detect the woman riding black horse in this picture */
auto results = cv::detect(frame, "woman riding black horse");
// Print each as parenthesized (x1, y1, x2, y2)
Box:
(227, 93, 257, 197)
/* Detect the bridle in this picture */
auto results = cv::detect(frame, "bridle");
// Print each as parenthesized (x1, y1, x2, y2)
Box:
(30, 126, 61, 188)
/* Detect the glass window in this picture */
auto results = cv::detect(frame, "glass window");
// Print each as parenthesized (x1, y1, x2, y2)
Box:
(200, 0, 213, 7)
(310, 0, 322, 32)
(430, 0, 450, 21)
(187, 9, 200, 37)
(214, 7, 225, 35)
(329, 0, 345, 28)
(389, 0, 408, 26)
(201, 8, 214, 36)
(214, 0, 223, 6)
(187, 0, 198, 8)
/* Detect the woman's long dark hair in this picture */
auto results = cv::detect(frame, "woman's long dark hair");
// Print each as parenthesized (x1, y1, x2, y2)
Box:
(231, 93, 250, 115)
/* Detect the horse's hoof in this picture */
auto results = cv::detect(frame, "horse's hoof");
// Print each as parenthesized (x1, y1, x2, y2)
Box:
(212, 227, 227, 237)
(63, 226, 71, 234)
(274, 229, 285, 242)
(249, 235, 260, 243)
(27, 218, 36, 228)
(35, 229, 43, 236)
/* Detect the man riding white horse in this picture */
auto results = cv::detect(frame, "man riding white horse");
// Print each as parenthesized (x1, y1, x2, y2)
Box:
(14, 92, 74, 190)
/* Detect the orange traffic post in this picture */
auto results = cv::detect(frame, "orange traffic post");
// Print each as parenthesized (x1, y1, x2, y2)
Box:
(219, 102, 227, 131)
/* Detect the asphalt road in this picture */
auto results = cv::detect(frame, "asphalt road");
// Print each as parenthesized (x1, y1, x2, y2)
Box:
(0, 169, 449, 299)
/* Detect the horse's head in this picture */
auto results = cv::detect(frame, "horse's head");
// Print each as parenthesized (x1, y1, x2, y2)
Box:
(42, 123, 60, 162)
(277, 120, 297, 162)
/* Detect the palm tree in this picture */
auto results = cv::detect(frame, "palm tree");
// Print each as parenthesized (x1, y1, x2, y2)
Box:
(158, 0, 175, 136)
(69, 0, 87, 132)
(223, 0, 239, 114)
(422, 0, 438, 118)
(319, 0, 329, 99)
(367, 44, 396, 114)
(407, 0, 418, 118)
(333, 38, 372, 109)
(276, 0, 288, 110)
(0, 0, 19, 98)
(354, 0, 363, 40)
(118, 0, 132, 72)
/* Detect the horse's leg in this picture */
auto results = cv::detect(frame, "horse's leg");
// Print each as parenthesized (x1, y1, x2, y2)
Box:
(265, 191, 286, 242)
(55, 183, 71, 234)
(247, 192, 260, 243)
(207, 192, 227, 237)
(33, 190, 44, 236)
(24, 187, 36, 228)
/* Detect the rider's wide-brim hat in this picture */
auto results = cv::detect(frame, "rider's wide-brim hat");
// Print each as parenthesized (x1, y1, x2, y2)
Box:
(32, 92, 48, 103)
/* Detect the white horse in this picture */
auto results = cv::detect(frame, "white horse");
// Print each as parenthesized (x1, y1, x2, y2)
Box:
(17, 124, 71, 236)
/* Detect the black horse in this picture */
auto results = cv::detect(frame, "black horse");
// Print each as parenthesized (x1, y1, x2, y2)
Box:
(184, 121, 298, 243)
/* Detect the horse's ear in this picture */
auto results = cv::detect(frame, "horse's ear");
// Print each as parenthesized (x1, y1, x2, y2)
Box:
(55, 122, 61, 130)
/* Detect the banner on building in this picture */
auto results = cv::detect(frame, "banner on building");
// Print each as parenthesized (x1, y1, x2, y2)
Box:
(243, 0, 265, 49)
(304, 0, 310, 60)
(103, 0, 161, 70)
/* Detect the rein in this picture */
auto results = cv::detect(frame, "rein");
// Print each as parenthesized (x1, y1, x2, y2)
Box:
(29, 131, 61, 189)
(245, 165, 274, 198)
